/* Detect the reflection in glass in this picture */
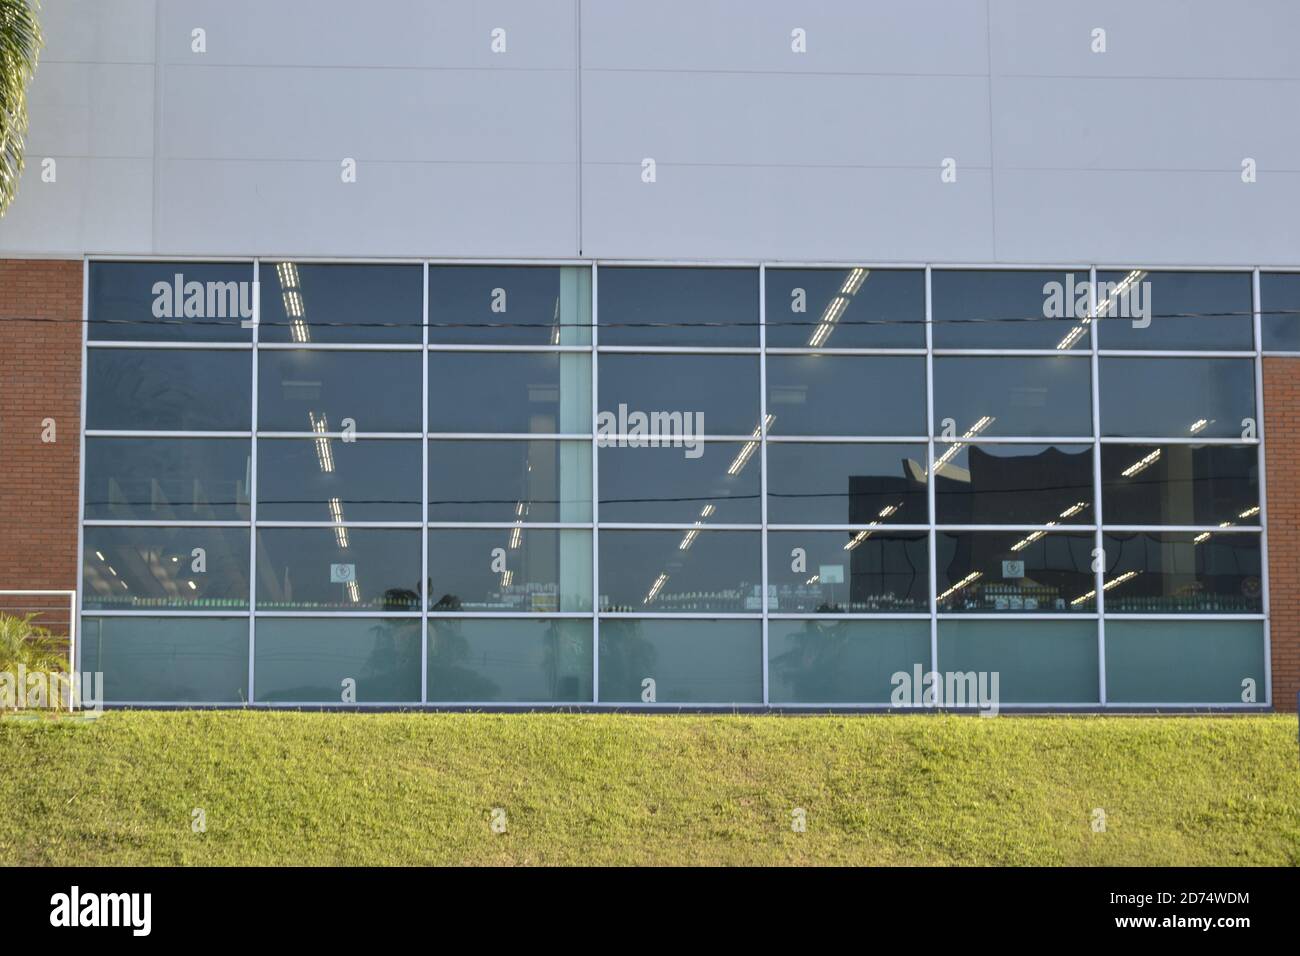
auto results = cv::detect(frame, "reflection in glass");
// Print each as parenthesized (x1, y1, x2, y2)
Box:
(599, 530, 761, 613)
(89, 262, 254, 342)
(427, 619, 593, 702)
(1101, 444, 1259, 527)
(429, 440, 591, 523)
(769, 619, 931, 704)
(1105, 620, 1266, 703)
(427, 529, 591, 612)
(429, 352, 591, 434)
(1261, 272, 1300, 351)
(85, 437, 250, 521)
(938, 619, 1099, 703)
(931, 270, 1086, 350)
(597, 267, 757, 347)
(429, 265, 590, 346)
(1101, 531, 1262, 613)
(765, 268, 924, 349)
(256, 528, 421, 611)
(257, 438, 422, 522)
(935, 531, 1095, 612)
(935, 444, 1093, 526)
(1095, 270, 1253, 351)
(598, 442, 759, 524)
(82, 617, 248, 703)
(598, 619, 762, 703)
(766, 355, 926, 436)
(765, 442, 927, 525)
(259, 263, 422, 344)
(1099, 357, 1255, 439)
(767, 531, 927, 612)
(258, 350, 421, 433)
(254, 618, 421, 702)
(87, 349, 251, 431)
(597, 354, 759, 436)
(932, 356, 1092, 438)
(83, 526, 250, 610)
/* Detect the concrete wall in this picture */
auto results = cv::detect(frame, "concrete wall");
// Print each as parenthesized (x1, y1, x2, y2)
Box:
(1, 0, 1297, 263)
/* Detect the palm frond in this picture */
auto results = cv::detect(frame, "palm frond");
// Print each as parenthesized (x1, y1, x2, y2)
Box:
(0, 0, 43, 216)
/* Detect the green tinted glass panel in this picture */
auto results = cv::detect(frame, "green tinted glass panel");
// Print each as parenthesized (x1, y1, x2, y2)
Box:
(937, 619, 1099, 704)
(253, 618, 420, 703)
(1104, 620, 1265, 704)
(598, 619, 761, 704)
(427, 619, 593, 702)
(769, 619, 930, 704)
(81, 617, 247, 703)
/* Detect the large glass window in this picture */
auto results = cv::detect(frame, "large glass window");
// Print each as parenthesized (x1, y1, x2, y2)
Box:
(84, 437, 250, 521)
(765, 268, 924, 349)
(932, 269, 1087, 350)
(260, 262, 422, 344)
(932, 356, 1092, 438)
(599, 530, 761, 613)
(937, 620, 1100, 704)
(1261, 272, 1300, 351)
(598, 441, 759, 524)
(935, 531, 1095, 613)
(255, 528, 421, 611)
(86, 349, 251, 431)
(429, 439, 591, 523)
(768, 620, 931, 704)
(766, 442, 927, 525)
(935, 443, 1093, 526)
(767, 531, 928, 613)
(1101, 444, 1259, 527)
(429, 265, 590, 346)
(82, 617, 248, 703)
(254, 618, 421, 703)
(597, 267, 757, 347)
(427, 528, 592, 612)
(1104, 620, 1266, 703)
(765, 355, 926, 436)
(258, 350, 421, 433)
(598, 619, 762, 703)
(1095, 270, 1253, 351)
(428, 619, 592, 702)
(89, 262, 254, 342)
(83, 526, 250, 610)
(1101, 531, 1263, 613)
(598, 353, 759, 437)
(257, 438, 422, 522)
(1098, 357, 1255, 438)
(429, 352, 591, 434)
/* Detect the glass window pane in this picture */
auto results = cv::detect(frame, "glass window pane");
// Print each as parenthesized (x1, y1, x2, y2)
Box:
(258, 350, 421, 433)
(598, 619, 762, 703)
(932, 269, 1088, 350)
(767, 531, 928, 613)
(89, 262, 254, 342)
(429, 351, 591, 434)
(83, 526, 250, 611)
(937, 620, 1100, 704)
(933, 356, 1092, 438)
(598, 354, 759, 436)
(1095, 270, 1253, 351)
(429, 439, 591, 523)
(1101, 531, 1262, 613)
(1104, 620, 1266, 704)
(1101, 444, 1259, 526)
(766, 355, 926, 436)
(429, 265, 590, 346)
(427, 528, 591, 612)
(597, 267, 757, 347)
(599, 530, 760, 613)
(765, 268, 924, 349)
(935, 531, 1095, 612)
(935, 443, 1093, 526)
(1099, 357, 1255, 438)
(254, 618, 420, 703)
(598, 441, 759, 524)
(428, 619, 593, 702)
(256, 528, 421, 611)
(85, 437, 250, 521)
(769, 619, 931, 704)
(86, 349, 251, 431)
(260, 262, 422, 344)
(82, 617, 248, 703)
(766, 442, 927, 525)
(1261, 272, 1300, 351)
(257, 438, 422, 522)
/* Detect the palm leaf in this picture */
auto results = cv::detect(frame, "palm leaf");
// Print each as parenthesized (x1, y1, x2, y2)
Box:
(0, 0, 43, 217)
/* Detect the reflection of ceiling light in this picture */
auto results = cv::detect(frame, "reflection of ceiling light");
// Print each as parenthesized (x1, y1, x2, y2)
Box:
(1008, 502, 1090, 552)
(95, 550, 105, 561)
(644, 572, 668, 605)
(937, 570, 982, 602)
(1121, 449, 1160, 478)
(500, 571, 513, 589)
(806, 574, 820, 585)
(309, 412, 335, 473)
(328, 497, 349, 549)
(1238, 506, 1260, 520)
(346, 580, 360, 604)
(1194, 531, 1212, 544)
(700, 504, 715, 518)
(928, 416, 995, 476)
(1071, 569, 1140, 606)
(509, 525, 522, 550)
(275, 262, 311, 343)
(844, 502, 903, 551)
(106, 566, 117, 576)
(1189, 419, 1209, 434)
(806, 268, 869, 348)
(187, 581, 197, 591)
(726, 415, 774, 476)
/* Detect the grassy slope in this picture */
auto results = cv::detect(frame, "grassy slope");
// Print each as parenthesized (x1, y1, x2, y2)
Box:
(1, 712, 1297, 866)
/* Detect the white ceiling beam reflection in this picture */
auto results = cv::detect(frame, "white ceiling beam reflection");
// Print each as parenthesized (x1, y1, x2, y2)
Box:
(807, 268, 869, 348)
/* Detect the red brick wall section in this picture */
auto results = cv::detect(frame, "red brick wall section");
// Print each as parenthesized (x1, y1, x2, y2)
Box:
(0, 259, 82, 633)
(1264, 357, 1300, 712)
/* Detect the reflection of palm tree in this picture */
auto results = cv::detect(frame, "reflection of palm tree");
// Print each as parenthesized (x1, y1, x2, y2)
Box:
(601, 621, 657, 697)
(771, 620, 850, 700)
(427, 619, 498, 700)
(539, 620, 587, 700)
(360, 618, 421, 699)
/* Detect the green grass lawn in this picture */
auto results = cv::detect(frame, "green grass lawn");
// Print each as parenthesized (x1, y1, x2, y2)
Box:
(1, 712, 1297, 866)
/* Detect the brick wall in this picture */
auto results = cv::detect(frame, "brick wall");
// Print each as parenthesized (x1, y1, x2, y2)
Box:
(0, 259, 82, 635)
(1264, 357, 1299, 712)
